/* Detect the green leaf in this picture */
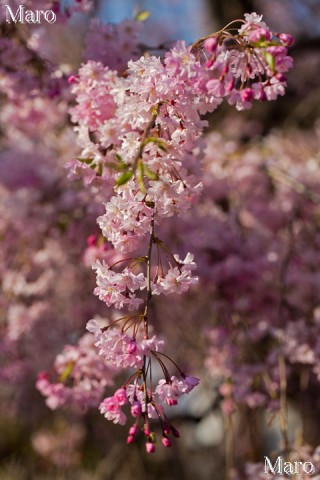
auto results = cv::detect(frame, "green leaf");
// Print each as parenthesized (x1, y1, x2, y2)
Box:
(77, 157, 94, 164)
(137, 160, 146, 193)
(116, 170, 133, 186)
(135, 10, 150, 21)
(142, 137, 168, 152)
(144, 166, 159, 181)
(97, 164, 103, 176)
(264, 52, 275, 72)
(59, 361, 74, 382)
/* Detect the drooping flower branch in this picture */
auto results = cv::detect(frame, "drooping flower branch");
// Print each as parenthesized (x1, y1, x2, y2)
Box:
(37, 12, 294, 453)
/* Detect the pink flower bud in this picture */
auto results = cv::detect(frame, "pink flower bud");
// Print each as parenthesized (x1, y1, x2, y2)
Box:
(68, 75, 78, 84)
(37, 371, 49, 381)
(275, 73, 287, 82)
(205, 59, 214, 69)
(87, 234, 97, 246)
(167, 398, 178, 406)
(131, 400, 142, 418)
(279, 33, 294, 47)
(204, 36, 218, 53)
(162, 436, 172, 448)
(127, 339, 137, 354)
(127, 435, 134, 444)
(144, 426, 151, 437)
(129, 424, 138, 436)
(146, 441, 155, 453)
(241, 88, 254, 103)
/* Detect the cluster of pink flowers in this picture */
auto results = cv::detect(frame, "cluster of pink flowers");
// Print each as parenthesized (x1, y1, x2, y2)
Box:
(56, 12, 294, 453)
(85, 313, 199, 451)
(36, 333, 116, 411)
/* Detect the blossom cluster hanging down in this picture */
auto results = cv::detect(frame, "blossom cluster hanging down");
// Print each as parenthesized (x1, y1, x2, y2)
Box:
(37, 13, 294, 453)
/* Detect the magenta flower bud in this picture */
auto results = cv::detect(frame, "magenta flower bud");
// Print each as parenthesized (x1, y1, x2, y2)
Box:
(144, 426, 151, 437)
(167, 398, 178, 406)
(275, 73, 287, 82)
(204, 36, 218, 53)
(37, 371, 49, 381)
(87, 234, 97, 246)
(279, 33, 294, 47)
(129, 424, 138, 436)
(146, 441, 155, 454)
(68, 75, 78, 84)
(241, 88, 254, 103)
(131, 400, 142, 418)
(127, 339, 137, 354)
(127, 435, 134, 444)
(162, 436, 172, 448)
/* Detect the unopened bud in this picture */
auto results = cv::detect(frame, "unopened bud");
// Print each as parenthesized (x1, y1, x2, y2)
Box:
(129, 424, 138, 436)
(241, 88, 254, 103)
(127, 435, 134, 444)
(131, 400, 142, 418)
(275, 73, 287, 82)
(162, 436, 172, 448)
(204, 36, 218, 53)
(68, 75, 78, 84)
(279, 33, 294, 47)
(127, 339, 137, 354)
(146, 441, 155, 453)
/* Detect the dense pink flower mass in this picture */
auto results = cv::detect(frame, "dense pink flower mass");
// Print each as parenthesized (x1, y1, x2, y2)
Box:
(56, 12, 294, 453)
(21, 11, 293, 453)
(36, 333, 116, 411)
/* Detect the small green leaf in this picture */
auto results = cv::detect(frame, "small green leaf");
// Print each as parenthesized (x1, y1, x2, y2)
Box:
(142, 137, 168, 152)
(116, 170, 133, 186)
(135, 10, 150, 21)
(59, 361, 74, 382)
(264, 52, 275, 72)
(137, 160, 146, 193)
(77, 157, 94, 164)
(97, 164, 103, 176)
(144, 166, 159, 181)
